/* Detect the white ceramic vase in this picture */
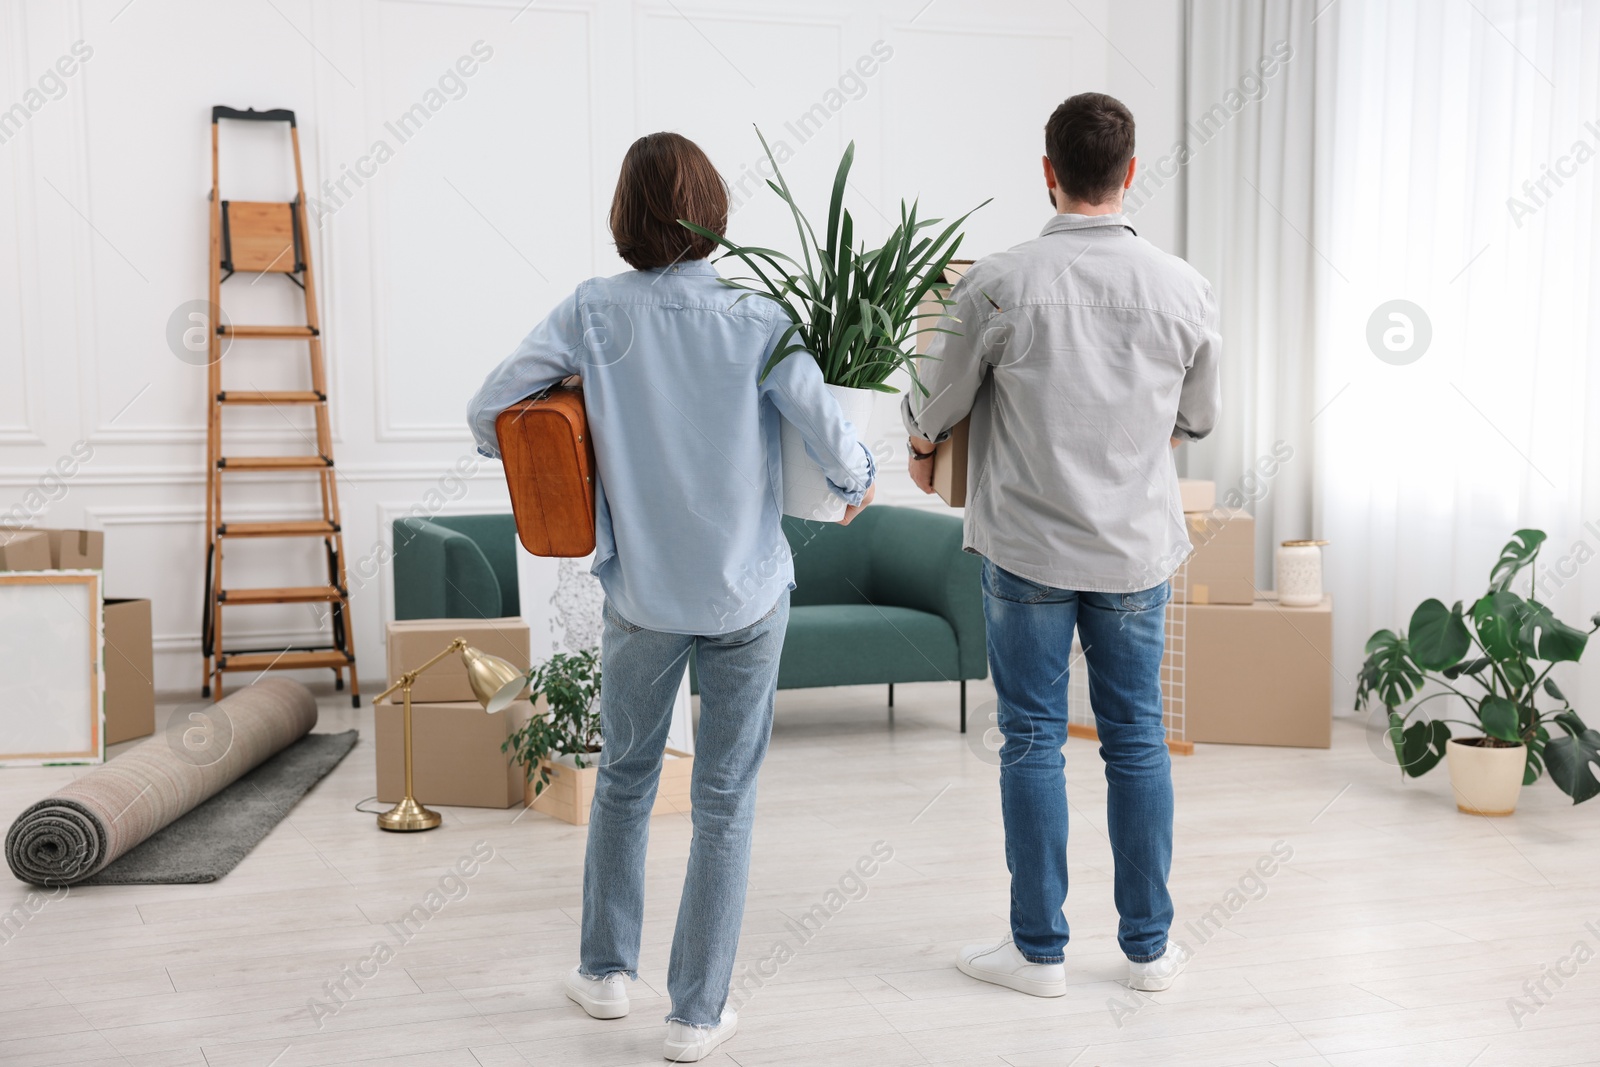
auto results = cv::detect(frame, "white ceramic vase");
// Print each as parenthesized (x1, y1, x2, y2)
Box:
(780, 383, 876, 522)
(1445, 737, 1525, 816)
(1276, 539, 1329, 607)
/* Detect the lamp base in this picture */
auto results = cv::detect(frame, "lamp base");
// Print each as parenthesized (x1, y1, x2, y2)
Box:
(377, 795, 442, 832)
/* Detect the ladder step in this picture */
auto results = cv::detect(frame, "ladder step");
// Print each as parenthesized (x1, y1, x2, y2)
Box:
(219, 585, 346, 604)
(217, 390, 325, 405)
(218, 455, 332, 470)
(217, 521, 339, 538)
(218, 649, 354, 672)
(221, 325, 318, 338)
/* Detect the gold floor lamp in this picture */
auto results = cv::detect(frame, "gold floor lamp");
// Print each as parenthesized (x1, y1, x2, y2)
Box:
(373, 638, 528, 832)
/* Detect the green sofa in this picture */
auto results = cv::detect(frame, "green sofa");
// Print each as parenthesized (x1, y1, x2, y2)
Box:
(392, 506, 987, 730)
(392, 514, 521, 620)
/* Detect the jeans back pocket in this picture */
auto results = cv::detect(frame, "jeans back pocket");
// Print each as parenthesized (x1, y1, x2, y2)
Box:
(1118, 581, 1172, 613)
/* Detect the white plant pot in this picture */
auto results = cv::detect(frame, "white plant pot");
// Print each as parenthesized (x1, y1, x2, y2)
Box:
(1445, 737, 1525, 816)
(780, 382, 876, 522)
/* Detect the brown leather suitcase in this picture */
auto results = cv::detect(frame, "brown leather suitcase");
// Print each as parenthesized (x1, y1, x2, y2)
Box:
(495, 382, 597, 557)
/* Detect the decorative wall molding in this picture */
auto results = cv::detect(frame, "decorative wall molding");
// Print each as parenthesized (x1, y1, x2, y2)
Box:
(5, 0, 1130, 695)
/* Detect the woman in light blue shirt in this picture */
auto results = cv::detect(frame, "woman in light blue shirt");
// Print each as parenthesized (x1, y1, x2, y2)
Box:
(467, 132, 874, 1062)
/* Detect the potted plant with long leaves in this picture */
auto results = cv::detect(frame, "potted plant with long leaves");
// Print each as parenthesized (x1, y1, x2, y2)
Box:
(1355, 529, 1600, 813)
(682, 129, 987, 520)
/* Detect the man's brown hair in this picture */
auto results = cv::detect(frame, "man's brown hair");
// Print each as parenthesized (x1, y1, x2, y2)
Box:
(609, 132, 728, 270)
(1044, 92, 1136, 205)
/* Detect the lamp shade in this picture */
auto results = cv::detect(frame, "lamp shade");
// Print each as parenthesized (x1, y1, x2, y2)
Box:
(460, 645, 527, 711)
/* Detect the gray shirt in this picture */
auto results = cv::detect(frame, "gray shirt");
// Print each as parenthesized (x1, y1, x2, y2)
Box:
(902, 213, 1221, 593)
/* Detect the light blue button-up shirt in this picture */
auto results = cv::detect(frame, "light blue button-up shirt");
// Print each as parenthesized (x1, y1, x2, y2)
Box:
(468, 259, 875, 635)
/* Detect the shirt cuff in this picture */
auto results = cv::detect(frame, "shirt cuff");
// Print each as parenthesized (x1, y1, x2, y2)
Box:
(826, 441, 876, 507)
(900, 394, 951, 444)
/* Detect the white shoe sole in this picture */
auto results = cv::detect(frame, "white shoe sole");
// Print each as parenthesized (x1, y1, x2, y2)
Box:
(663, 1020, 737, 1062)
(956, 955, 1067, 998)
(566, 978, 629, 1020)
(1128, 969, 1180, 992)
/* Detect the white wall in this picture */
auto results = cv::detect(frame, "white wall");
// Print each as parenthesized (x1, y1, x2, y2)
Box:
(1, 0, 1188, 696)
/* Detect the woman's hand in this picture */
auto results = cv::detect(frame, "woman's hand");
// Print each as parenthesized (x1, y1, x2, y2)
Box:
(839, 483, 876, 525)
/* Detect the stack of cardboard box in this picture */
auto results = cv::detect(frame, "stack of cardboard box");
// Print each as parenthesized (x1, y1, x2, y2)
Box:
(376, 617, 536, 809)
(0, 525, 154, 745)
(1176, 481, 1333, 749)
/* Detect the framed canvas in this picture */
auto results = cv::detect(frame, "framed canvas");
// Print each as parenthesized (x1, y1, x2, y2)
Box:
(0, 570, 104, 766)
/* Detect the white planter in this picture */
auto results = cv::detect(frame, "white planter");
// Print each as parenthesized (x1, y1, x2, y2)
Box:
(780, 382, 876, 522)
(1445, 737, 1525, 816)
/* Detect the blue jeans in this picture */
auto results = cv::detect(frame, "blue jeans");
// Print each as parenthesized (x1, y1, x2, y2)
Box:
(981, 559, 1174, 964)
(579, 592, 789, 1027)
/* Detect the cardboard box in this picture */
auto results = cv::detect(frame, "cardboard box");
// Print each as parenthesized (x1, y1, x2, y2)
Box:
(528, 747, 694, 825)
(0, 529, 51, 571)
(103, 598, 155, 745)
(915, 260, 975, 509)
(1179, 479, 1215, 513)
(375, 697, 535, 808)
(1183, 594, 1333, 748)
(0, 527, 104, 569)
(932, 418, 971, 508)
(384, 617, 531, 704)
(1177, 509, 1256, 605)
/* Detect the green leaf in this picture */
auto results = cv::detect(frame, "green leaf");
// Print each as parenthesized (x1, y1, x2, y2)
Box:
(1355, 630, 1424, 710)
(1544, 728, 1600, 803)
(1408, 599, 1471, 671)
(1552, 709, 1589, 739)
(1488, 529, 1547, 593)
(1545, 678, 1567, 703)
(1393, 716, 1451, 777)
(1442, 656, 1492, 680)
(1518, 600, 1589, 663)
(1471, 591, 1529, 662)
(1500, 658, 1532, 690)
(1524, 745, 1544, 785)
(1479, 695, 1521, 742)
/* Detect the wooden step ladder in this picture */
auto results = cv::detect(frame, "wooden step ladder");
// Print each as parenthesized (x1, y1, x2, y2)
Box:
(203, 105, 359, 706)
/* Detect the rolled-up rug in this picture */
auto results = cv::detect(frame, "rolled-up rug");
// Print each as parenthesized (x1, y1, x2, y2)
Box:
(6, 678, 318, 886)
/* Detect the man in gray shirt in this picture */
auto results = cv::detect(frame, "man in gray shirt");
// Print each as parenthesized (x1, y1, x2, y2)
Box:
(903, 92, 1220, 999)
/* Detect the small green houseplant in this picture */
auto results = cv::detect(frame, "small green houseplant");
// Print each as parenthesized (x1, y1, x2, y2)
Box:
(501, 649, 601, 796)
(681, 130, 986, 520)
(1355, 529, 1600, 806)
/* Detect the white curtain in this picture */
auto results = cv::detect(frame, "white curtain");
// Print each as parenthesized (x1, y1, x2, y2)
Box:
(1186, 0, 1600, 711)
(1316, 0, 1600, 712)
(1180, 0, 1329, 589)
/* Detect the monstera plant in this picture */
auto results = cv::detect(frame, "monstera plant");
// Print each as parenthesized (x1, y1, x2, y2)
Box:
(1355, 529, 1600, 804)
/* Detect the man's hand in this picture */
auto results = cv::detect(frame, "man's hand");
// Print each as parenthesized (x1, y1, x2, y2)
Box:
(908, 438, 937, 494)
(839, 483, 876, 525)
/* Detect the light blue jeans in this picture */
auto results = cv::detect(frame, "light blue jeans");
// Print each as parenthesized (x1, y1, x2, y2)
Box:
(981, 559, 1174, 964)
(579, 592, 789, 1027)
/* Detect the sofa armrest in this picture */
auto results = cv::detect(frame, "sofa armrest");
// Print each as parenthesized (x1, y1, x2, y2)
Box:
(392, 517, 504, 620)
(865, 507, 988, 681)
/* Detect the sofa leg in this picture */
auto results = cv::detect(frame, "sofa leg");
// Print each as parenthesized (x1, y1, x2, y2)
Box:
(888, 683, 894, 708)
(959, 680, 967, 733)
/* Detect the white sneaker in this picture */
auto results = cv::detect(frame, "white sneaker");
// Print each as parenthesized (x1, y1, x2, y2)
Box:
(955, 938, 1067, 998)
(663, 1009, 737, 1062)
(565, 967, 630, 1019)
(1127, 941, 1189, 991)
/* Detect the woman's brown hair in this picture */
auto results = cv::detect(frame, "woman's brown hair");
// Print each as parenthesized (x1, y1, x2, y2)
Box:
(608, 132, 728, 270)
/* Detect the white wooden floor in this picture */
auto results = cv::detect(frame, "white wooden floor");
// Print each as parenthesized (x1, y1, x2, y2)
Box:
(2, 680, 1597, 1067)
